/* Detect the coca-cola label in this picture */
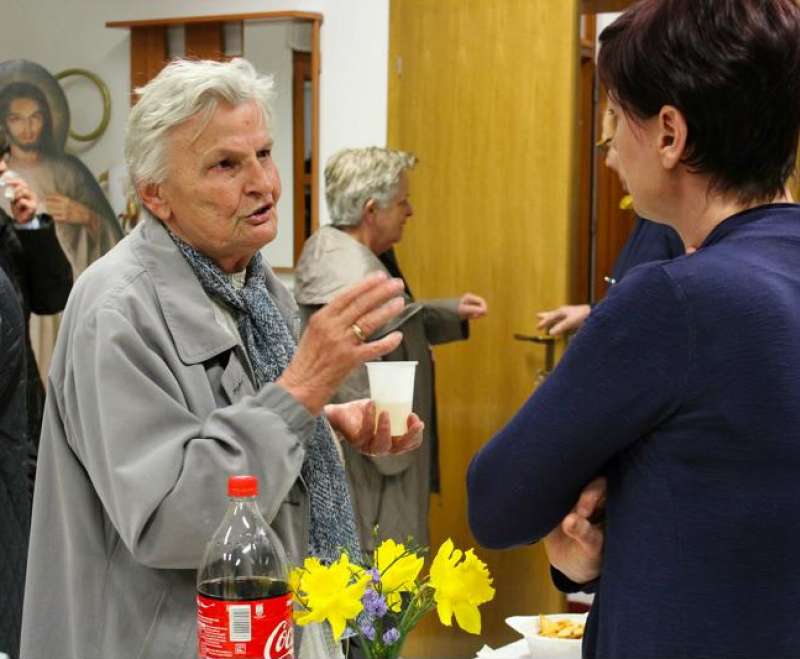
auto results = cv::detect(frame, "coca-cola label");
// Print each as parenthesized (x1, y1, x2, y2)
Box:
(197, 592, 293, 659)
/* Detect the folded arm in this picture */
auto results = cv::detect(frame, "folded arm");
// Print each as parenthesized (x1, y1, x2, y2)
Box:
(467, 266, 690, 549)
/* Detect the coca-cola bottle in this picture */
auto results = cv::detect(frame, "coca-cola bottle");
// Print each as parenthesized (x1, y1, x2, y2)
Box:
(197, 475, 294, 659)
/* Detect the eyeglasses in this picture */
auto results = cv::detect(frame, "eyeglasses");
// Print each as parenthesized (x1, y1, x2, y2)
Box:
(596, 107, 618, 153)
(595, 137, 613, 153)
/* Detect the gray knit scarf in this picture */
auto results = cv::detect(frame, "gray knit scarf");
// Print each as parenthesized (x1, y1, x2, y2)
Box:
(170, 233, 360, 564)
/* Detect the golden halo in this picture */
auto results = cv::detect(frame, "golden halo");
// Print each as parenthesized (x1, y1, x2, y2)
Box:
(55, 68, 111, 142)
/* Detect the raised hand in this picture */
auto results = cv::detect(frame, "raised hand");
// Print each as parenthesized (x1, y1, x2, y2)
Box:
(278, 272, 407, 416)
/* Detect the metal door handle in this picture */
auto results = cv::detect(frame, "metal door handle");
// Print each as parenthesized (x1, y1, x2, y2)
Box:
(513, 333, 557, 379)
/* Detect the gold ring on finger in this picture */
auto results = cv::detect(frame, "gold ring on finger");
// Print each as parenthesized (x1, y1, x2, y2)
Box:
(351, 322, 367, 342)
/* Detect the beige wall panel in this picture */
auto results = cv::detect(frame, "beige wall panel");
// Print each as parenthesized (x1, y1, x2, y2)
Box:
(388, 0, 581, 656)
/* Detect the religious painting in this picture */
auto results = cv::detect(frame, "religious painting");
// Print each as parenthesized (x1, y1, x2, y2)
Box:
(0, 59, 124, 383)
(0, 59, 123, 276)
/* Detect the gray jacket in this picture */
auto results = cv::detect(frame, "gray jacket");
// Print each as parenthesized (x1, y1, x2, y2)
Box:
(21, 216, 317, 659)
(295, 226, 466, 551)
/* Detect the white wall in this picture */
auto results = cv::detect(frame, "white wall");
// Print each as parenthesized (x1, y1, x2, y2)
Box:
(0, 0, 389, 270)
(596, 12, 622, 56)
(318, 0, 389, 224)
(243, 20, 295, 267)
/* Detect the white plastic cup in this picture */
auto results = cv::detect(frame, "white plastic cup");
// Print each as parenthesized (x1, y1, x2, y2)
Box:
(0, 170, 20, 200)
(365, 361, 418, 436)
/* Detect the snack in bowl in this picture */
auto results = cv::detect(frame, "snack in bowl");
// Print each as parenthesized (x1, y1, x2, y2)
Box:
(538, 613, 585, 639)
(506, 613, 588, 658)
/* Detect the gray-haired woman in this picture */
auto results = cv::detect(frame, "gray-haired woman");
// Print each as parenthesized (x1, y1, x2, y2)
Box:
(295, 147, 487, 553)
(20, 60, 422, 659)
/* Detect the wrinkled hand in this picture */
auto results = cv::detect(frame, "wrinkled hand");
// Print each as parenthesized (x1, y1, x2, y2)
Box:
(325, 399, 424, 456)
(536, 304, 591, 336)
(278, 272, 406, 416)
(543, 476, 606, 585)
(457, 292, 488, 320)
(5, 179, 37, 224)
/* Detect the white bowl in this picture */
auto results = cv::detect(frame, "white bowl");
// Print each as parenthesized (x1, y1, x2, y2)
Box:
(506, 613, 587, 658)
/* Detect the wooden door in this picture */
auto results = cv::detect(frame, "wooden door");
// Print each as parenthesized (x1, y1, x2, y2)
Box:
(574, 20, 597, 304)
(388, 1, 580, 655)
(577, 12, 637, 303)
(591, 94, 636, 300)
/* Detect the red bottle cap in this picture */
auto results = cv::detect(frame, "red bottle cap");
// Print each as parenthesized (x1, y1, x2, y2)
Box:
(228, 475, 258, 497)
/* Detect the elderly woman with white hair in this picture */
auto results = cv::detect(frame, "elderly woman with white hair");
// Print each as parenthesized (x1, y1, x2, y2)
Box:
(295, 147, 487, 552)
(20, 60, 422, 659)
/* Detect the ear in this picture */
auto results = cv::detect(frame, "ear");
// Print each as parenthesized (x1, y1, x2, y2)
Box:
(657, 105, 687, 170)
(137, 181, 172, 222)
(362, 198, 379, 226)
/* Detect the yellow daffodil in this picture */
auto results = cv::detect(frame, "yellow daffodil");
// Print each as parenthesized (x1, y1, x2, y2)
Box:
(289, 556, 322, 604)
(295, 555, 323, 582)
(293, 554, 370, 640)
(374, 539, 424, 611)
(429, 538, 495, 635)
(289, 535, 493, 651)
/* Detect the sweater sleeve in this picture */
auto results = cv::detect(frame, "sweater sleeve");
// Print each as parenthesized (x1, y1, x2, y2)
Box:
(467, 264, 692, 549)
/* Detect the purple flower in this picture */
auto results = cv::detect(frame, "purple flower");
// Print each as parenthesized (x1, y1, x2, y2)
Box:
(360, 620, 376, 641)
(373, 598, 388, 618)
(382, 628, 401, 645)
(362, 587, 379, 604)
(361, 587, 388, 618)
(369, 567, 381, 583)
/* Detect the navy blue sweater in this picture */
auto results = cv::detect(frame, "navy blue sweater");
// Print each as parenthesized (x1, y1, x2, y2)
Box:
(468, 204, 800, 658)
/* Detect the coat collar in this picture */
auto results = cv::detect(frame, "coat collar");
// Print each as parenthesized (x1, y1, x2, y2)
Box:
(129, 213, 301, 367)
(130, 214, 238, 365)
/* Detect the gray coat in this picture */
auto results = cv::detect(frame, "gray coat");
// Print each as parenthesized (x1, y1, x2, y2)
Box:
(20, 216, 319, 659)
(295, 226, 466, 551)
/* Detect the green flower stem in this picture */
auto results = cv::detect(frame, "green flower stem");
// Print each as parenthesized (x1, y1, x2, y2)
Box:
(396, 584, 434, 638)
(350, 626, 377, 659)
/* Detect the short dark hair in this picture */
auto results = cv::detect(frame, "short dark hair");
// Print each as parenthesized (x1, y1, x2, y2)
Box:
(598, 0, 800, 203)
(0, 81, 57, 156)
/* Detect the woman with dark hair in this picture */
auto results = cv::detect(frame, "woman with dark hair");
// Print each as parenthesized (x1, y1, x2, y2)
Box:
(468, 1, 800, 657)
